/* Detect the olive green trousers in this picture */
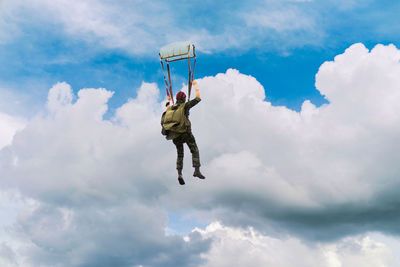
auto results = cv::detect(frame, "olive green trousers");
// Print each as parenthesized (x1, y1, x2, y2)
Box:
(172, 132, 201, 170)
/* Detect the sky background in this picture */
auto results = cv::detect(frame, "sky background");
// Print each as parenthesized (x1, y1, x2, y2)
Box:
(1, 0, 400, 266)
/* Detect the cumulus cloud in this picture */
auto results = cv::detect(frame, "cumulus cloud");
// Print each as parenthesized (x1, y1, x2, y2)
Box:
(1, 43, 400, 265)
(0, 87, 26, 150)
(195, 222, 393, 267)
(168, 43, 400, 240)
(8, 201, 209, 267)
(0, 82, 210, 266)
(0, 113, 24, 150)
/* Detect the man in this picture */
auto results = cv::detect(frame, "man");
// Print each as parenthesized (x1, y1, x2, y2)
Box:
(161, 81, 205, 185)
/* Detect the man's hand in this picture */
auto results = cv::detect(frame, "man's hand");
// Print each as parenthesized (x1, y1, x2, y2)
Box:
(166, 95, 171, 110)
(192, 81, 200, 98)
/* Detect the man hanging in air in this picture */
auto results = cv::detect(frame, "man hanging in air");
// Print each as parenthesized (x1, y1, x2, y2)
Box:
(161, 81, 205, 185)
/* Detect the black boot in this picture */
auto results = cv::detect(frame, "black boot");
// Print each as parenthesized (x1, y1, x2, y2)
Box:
(177, 169, 185, 185)
(193, 167, 205, 179)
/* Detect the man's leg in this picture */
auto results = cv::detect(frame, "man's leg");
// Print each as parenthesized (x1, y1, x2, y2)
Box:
(173, 138, 185, 185)
(186, 133, 205, 179)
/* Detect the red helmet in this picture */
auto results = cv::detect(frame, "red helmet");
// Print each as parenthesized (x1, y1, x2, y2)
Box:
(176, 91, 186, 102)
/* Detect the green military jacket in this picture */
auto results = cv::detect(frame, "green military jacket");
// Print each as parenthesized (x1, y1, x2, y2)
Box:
(161, 97, 201, 140)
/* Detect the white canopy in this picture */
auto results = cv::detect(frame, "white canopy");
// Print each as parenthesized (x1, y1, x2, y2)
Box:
(159, 41, 195, 61)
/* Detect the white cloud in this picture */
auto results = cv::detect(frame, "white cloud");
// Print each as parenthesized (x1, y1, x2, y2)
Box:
(0, 87, 26, 150)
(46, 82, 74, 113)
(0, 243, 18, 267)
(1, 43, 400, 265)
(0, 0, 21, 44)
(0, 0, 168, 52)
(1, 0, 325, 54)
(194, 222, 393, 267)
(244, 7, 315, 32)
(30, 0, 169, 53)
(7, 201, 209, 267)
(0, 113, 24, 150)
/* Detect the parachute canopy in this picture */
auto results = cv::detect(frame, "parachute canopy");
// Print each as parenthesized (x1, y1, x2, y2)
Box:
(159, 41, 197, 104)
(159, 42, 195, 62)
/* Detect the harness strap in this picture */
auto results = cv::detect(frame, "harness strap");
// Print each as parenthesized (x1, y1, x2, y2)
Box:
(192, 58, 196, 81)
(166, 63, 174, 104)
(188, 56, 192, 101)
(160, 61, 170, 99)
(191, 58, 196, 87)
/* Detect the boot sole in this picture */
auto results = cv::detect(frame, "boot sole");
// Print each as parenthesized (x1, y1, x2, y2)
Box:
(193, 174, 205, 179)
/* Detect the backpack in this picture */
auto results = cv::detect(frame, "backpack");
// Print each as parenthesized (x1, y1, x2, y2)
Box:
(161, 103, 191, 136)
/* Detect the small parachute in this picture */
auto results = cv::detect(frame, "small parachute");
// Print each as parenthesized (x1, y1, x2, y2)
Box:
(159, 41, 196, 104)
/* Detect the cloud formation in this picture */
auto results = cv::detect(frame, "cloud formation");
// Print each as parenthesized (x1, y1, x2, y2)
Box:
(0, 0, 325, 54)
(1, 82, 210, 266)
(176, 43, 400, 240)
(196, 222, 393, 267)
(1, 43, 400, 265)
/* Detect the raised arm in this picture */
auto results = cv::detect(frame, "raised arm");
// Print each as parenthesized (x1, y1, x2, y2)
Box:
(193, 81, 200, 99)
(185, 81, 201, 112)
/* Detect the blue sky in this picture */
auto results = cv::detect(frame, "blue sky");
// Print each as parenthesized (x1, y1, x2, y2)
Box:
(2, 0, 400, 266)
